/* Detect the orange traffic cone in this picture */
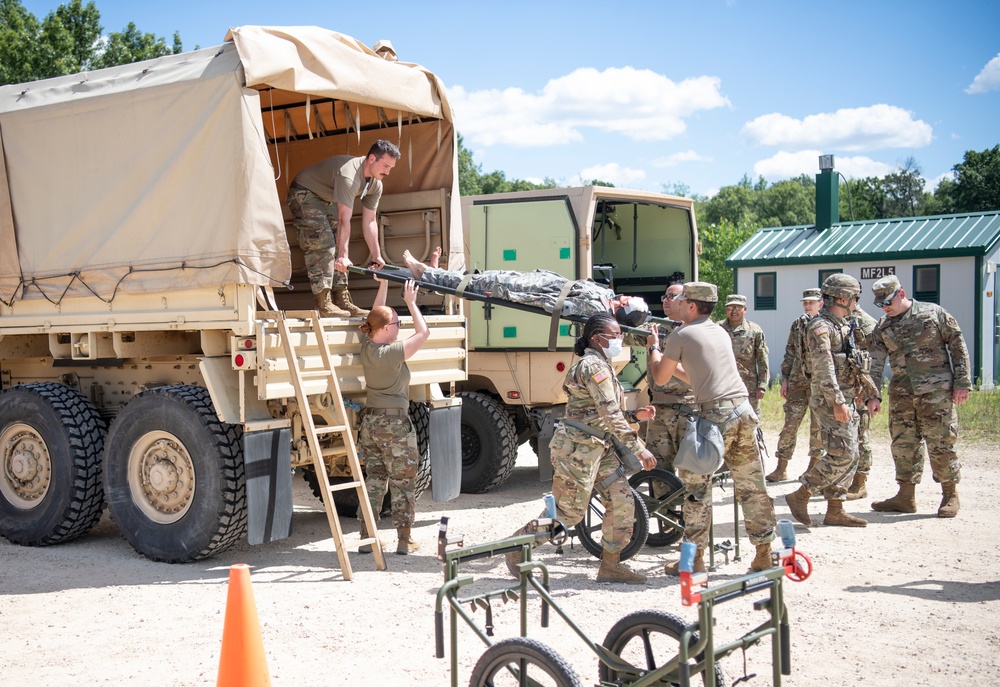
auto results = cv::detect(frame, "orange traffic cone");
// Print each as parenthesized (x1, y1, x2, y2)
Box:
(217, 563, 271, 687)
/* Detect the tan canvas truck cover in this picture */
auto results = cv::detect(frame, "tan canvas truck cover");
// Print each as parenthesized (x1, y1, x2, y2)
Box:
(0, 25, 464, 309)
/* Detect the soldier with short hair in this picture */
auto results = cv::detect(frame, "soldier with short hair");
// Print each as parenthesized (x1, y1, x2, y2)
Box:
(868, 275, 970, 517)
(785, 274, 876, 528)
(768, 288, 824, 482)
(720, 294, 769, 415)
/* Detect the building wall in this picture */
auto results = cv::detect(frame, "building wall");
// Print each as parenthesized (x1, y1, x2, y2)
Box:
(736, 255, 985, 387)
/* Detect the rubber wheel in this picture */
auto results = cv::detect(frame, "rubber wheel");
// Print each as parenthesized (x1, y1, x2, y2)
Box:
(305, 401, 431, 517)
(0, 383, 105, 546)
(458, 391, 517, 494)
(629, 468, 686, 547)
(574, 486, 649, 561)
(599, 610, 726, 686)
(469, 637, 583, 687)
(103, 385, 247, 563)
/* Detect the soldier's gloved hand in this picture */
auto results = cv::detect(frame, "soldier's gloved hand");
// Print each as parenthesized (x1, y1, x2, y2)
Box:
(637, 448, 657, 471)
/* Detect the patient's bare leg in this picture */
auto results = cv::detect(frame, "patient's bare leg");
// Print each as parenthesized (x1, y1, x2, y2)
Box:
(429, 246, 442, 269)
(401, 249, 427, 279)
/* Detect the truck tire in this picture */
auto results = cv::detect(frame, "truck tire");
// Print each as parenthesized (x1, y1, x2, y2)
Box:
(304, 401, 431, 517)
(103, 385, 247, 563)
(0, 383, 106, 546)
(457, 391, 517, 493)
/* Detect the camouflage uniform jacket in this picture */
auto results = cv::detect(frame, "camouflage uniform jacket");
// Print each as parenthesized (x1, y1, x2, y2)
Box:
(805, 308, 875, 408)
(721, 318, 770, 395)
(870, 300, 972, 396)
(851, 308, 881, 392)
(561, 348, 645, 455)
(779, 313, 813, 389)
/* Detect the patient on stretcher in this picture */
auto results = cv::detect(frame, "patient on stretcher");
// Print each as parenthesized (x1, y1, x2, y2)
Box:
(398, 249, 650, 327)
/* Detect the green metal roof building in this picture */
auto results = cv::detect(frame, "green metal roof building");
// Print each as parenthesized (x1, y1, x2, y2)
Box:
(727, 205, 1000, 388)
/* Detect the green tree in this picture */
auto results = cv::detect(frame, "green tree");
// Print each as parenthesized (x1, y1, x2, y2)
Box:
(948, 145, 1000, 213)
(702, 218, 756, 319)
(92, 22, 181, 70)
(754, 175, 815, 227)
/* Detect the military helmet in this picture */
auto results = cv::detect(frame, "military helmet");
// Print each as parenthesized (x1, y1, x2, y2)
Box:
(822, 273, 861, 299)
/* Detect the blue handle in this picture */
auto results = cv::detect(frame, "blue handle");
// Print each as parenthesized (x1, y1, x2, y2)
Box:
(778, 519, 796, 548)
(543, 493, 556, 519)
(680, 541, 697, 572)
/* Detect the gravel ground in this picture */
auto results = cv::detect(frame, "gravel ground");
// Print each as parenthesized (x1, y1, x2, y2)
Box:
(1, 436, 999, 686)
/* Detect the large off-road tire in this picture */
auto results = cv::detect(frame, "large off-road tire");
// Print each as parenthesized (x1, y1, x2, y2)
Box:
(0, 383, 105, 546)
(470, 637, 583, 687)
(629, 468, 686, 547)
(103, 385, 247, 563)
(574, 486, 649, 561)
(305, 401, 431, 517)
(457, 391, 517, 493)
(599, 610, 726, 686)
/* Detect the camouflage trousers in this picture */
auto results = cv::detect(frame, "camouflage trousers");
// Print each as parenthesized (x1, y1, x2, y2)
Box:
(800, 402, 859, 501)
(644, 403, 687, 473)
(856, 406, 872, 474)
(888, 389, 961, 485)
(775, 382, 821, 462)
(357, 414, 419, 528)
(287, 184, 348, 293)
(676, 405, 775, 548)
(549, 429, 634, 554)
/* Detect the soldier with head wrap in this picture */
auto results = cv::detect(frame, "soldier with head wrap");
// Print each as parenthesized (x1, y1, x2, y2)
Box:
(867, 275, 970, 518)
(784, 274, 876, 528)
(720, 294, 770, 415)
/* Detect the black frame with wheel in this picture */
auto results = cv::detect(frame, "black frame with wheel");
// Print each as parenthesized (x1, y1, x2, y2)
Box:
(629, 468, 686, 547)
(573, 485, 649, 561)
(469, 637, 583, 687)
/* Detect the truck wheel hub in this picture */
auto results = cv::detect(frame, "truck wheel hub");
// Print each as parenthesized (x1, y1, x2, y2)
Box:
(1, 425, 50, 508)
(130, 431, 194, 523)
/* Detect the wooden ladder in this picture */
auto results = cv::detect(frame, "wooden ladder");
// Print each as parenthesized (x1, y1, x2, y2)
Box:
(276, 311, 386, 579)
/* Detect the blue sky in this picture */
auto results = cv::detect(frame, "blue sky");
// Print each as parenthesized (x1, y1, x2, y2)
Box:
(22, 0, 1000, 197)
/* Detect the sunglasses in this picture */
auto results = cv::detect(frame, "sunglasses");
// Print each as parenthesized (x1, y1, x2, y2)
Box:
(385, 320, 400, 328)
(874, 290, 898, 308)
(660, 293, 680, 301)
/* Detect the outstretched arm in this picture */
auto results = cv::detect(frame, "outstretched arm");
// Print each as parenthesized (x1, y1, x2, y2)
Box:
(400, 280, 430, 360)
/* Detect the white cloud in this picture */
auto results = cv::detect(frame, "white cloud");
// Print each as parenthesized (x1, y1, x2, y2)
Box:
(753, 150, 893, 181)
(967, 53, 1000, 94)
(926, 171, 955, 193)
(653, 150, 711, 167)
(578, 162, 647, 187)
(741, 104, 932, 151)
(448, 67, 730, 148)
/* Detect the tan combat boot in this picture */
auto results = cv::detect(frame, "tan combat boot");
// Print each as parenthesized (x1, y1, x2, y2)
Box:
(504, 523, 534, 577)
(765, 458, 789, 482)
(596, 551, 646, 584)
(823, 499, 867, 527)
(748, 543, 774, 572)
(332, 286, 369, 317)
(937, 482, 960, 518)
(807, 455, 820, 471)
(784, 485, 813, 526)
(872, 482, 917, 513)
(845, 472, 868, 501)
(358, 520, 387, 554)
(664, 546, 706, 576)
(395, 526, 421, 555)
(315, 288, 351, 318)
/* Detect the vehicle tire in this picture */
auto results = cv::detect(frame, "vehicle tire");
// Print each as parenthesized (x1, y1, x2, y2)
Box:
(457, 391, 517, 493)
(304, 401, 431, 517)
(599, 610, 726, 686)
(0, 383, 105, 546)
(574, 486, 649, 561)
(469, 637, 583, 687)
(103, 385, 247, 563)
(629, 468, 686, 547)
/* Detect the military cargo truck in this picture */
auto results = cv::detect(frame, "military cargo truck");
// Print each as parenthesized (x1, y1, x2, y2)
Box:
(0, 26, 467, 562)
(455, 187, 698, 492)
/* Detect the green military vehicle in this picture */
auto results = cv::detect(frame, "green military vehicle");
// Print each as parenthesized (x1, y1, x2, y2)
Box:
(0, 26, 467, 563)
(454, 187, 699, 492)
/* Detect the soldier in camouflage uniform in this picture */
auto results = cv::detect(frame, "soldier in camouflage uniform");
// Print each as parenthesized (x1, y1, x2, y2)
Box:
(769, 288, 824, 482)
(785, 274, 876, 528)
(506, 313, 657, 583)
(868, 275, 969, 518)
(720, 294, 769, 415)
(357, 278, 429, 555)
(287, 140, 400, 318)
(845, 306, 880, 500)
(647, 282, 776, 575)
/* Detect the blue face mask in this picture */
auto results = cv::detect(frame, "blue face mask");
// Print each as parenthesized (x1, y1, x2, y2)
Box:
(601, 337, 623, 359)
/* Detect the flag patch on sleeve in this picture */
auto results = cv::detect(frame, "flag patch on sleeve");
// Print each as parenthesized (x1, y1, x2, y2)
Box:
(813, 325, 828, 336)
(592, 369, 610, 383)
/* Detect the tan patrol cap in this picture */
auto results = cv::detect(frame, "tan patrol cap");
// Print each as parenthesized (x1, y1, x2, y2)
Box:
(801, 288, 821, 301)
(679, 281, 718, 303)
(725, 294, 747, 307)
(872, 274, 901, 301)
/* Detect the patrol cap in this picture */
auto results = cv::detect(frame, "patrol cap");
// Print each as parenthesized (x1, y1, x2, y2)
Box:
(801, 288, 822, 301)
(725, 294, 747, 307)
(872, 274, 901, 301)
(822, 273, 861, 299)
(678, 281, 718, 303)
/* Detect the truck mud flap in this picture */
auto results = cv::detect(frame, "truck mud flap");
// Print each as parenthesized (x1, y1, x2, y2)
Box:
(244, 427, 293, 544)
(429, 404, 462, 503)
